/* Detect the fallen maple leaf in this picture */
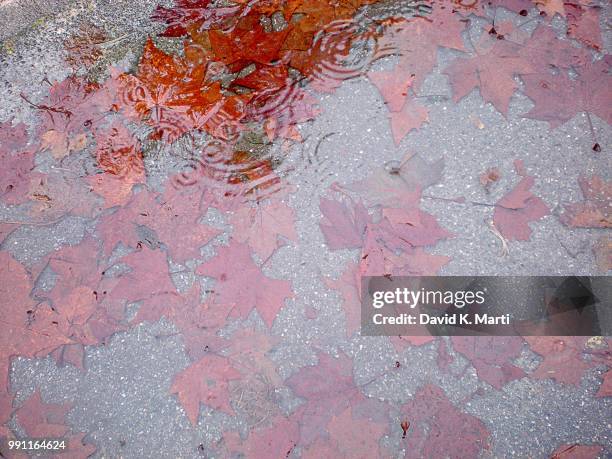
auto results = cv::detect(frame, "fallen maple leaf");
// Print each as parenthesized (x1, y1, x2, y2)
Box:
(0, 251, 73, 378)
(110, 246, 181, 311)
(560, 175, 611, 228)
(319, 197, 370, 250)
(208, 12, 291, 68)
(400, 384, 491, 459)
(97, 187, 220, 263)
(522, 57, 612, 129)
(64, 23, 106, 69)
(31, 76, 112, 158)
(325, 407, 387, 459)
(388, 97, 429, 145)
(565, 2, 603, 50)
(117, 38, 223, 142)
(367, 69, 414, 113)
(443, 30, 533, 115)
(524, 336, 595, 386)
(14, 391, 70, 438)
(229, 198, 297, 260)
(377, 10, 466, 94)
(170, 354, 241, 424)
(285, 352, 364, 445)
(196, 241, 294, 327)
(223, 413, 300, 458)
(493, 170, 549, 241)
(451, 337, 526, 389)
(346, 153, 444, 208)
(519, 24, 589, 72)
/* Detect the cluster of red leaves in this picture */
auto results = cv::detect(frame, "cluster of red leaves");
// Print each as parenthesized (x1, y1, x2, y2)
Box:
(1, 0, 611, 456)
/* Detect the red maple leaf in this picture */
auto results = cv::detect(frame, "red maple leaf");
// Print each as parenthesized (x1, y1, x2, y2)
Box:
(117, 38, 223, 142)
(377, 8, 466, 94)
(518, 24, 590, 72)
(195, 241, 294, 327)
(208, 12, 291, 68)
(0, 251, 73, 376)
(400, 384, 491, 459)
(86, 121, 145, 208)
(170, 354, 241, 424)
(387, 97, 429, 145)
(110, 246, 181, 311)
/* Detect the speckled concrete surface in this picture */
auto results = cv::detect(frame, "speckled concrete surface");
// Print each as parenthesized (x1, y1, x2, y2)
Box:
(1, 0, 611, 458)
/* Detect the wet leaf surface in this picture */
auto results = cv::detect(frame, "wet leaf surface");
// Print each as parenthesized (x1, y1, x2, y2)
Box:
(1, 0, 611, 456)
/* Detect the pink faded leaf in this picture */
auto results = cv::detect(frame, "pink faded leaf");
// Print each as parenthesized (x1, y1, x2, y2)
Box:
(319, 197, 370, 250)
(493, 176, 549, 241)
(171, 354, 241, 424)
(196, 241, 293, 327)
(230, 199, 297, 260)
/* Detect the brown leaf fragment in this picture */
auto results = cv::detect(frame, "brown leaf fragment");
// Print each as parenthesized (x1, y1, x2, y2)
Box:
(479, 167, 501, 192)
(560, 175, 611, 228)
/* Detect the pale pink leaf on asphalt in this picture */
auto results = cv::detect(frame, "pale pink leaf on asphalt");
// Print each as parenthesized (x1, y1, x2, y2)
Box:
(14, 391, 71, 438)
(451, 337, 526, 389)
(401, 384, 491, 459)
(324, 261, 362, 337)
(319, 197, 370, 250)
(522, 57, 612, 129)
(443, 34, 533, 116)
(326, 407, 387, 459)
(388, 97, 428, 145)
(171, 354, 241, 425)
(196, 241, 293, 327)
(367, 69, 414, 113)
(524, 337, 595, 386)
(346, 153, 443, 208)
(493, 176, 549, 241)
(286, 352, 364, 445)
(223, 414, 300, 458)
(230, 199, 297, 260)
(560, 175, 611, 229)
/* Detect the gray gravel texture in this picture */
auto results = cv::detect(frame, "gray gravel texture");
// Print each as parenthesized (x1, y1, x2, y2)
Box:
(0, 0, 611, 458)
